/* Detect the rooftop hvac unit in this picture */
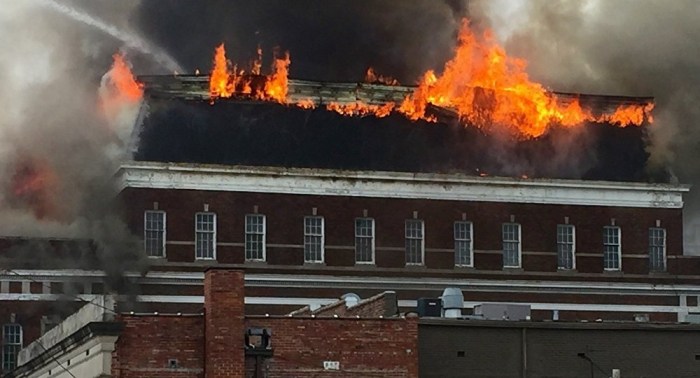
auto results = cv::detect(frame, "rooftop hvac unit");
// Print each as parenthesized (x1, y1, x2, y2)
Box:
(417, 298, 442, 317)
(441, 288, 464, 318)
(473, 303, 531, 321)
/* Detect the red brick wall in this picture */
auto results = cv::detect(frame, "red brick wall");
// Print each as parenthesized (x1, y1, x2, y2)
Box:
(120, 188, 684, 274)
(204, 269, 245, 378)
(111, 315, 205, 378)
(244, 317, 418, 378)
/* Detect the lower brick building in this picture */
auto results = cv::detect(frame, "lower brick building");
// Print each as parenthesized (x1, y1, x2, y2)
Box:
(5, 268, 700, 378)
(4, 268, 419, 378)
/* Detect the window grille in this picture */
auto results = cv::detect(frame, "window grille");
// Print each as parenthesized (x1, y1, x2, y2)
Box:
(454, 221, 473, 267)
(557, 224, 576, 270)
(603, 226, 621, 270)
(502, 223, 521, 268)
(245, 215, 266, 261)
(144, 211, 166, 257)
(195, 212, 216, 259)
(649, 227, 666, 272)
(304, 217, 324, 263)
(405, 220, 424, 265)
(2, 324, 22, 373)
(355, 218, 375, 263)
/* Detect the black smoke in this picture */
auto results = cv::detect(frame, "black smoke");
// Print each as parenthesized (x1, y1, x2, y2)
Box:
(133, 0, 464, 83)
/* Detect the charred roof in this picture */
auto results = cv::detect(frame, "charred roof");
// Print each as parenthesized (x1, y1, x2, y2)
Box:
(133, 75, 664, 183)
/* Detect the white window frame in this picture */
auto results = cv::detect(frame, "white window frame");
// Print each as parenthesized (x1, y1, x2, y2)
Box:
(245, 214, 266, 262)
(144, 210, 166, 258)
(603, 226, 622, 271)
(556, 224, 576, 270)
(649, 227, 667, 272)
(304, 216, 325, 263)
(2, 324, 22, 373)
(405, 219, 425, 266)
(195, 212, 217, 260)
(355, 218, 375, 264)
(502, 223, 522, 268)
(454, 221, 474, 267)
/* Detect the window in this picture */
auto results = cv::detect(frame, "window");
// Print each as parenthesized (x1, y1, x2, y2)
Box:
(405, 219, 424, 265)
(304, 217, 324, 263)
(649, 227, 666, 272)
(603, 226, 621, 270)
(195, 212, 216, 259)
(245, 215, 266, 261)
(355, 218, 375, 263)
(2, 324, 22, 373)
(144, 211, 166, 257)
(557, 224, 576, 270)
(454, 221, 473, 267)
(502, 223, 521, 268)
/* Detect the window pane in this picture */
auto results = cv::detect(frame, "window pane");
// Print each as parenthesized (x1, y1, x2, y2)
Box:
(454, 222, 472, 266)
(355, 218, 375, 263)
(557, 225, 575, 270)
(649, 228, 666, 271)
(195, 213, 216, 259)
(245, 215, 266, 261)
(304, 217, 324, 262)
(406, 220, 424, 264)
(603, 227, 621, 270)
(502, 224, 521, 267)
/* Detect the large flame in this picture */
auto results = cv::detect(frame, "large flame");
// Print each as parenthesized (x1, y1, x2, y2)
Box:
(398, 20, 653, 138)
(209, 44, 235, 100)
(208, 43, 292, 105)
(100, 53, 143, 121)
(204, 22, 653, 137)
(264, 50, 291, 103)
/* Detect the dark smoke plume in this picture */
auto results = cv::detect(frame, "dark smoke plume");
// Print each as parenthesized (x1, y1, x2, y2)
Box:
(468, 0, 700, 253)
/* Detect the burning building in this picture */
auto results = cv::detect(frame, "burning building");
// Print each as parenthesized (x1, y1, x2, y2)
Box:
(0, 18, 698, 376)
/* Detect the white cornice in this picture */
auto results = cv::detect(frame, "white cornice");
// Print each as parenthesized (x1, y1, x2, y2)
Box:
(117, 162, 689, 208)
(4, 269, 700, 296)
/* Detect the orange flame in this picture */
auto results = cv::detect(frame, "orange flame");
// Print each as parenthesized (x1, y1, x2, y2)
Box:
(109, 54, 143, 102)
(327, 102, 394, 118)
(209, 43, 235, 101)
(264, 50, 291, 103)
(100, 54, 143, 120)
(398, 20, 653, 138)
(365, 67, 400, 86)
(605, 103, 655, 126)
(11, 158, 60, 220)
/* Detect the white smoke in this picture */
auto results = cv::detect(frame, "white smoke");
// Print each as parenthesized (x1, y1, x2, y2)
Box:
(0, 1, 158, 284)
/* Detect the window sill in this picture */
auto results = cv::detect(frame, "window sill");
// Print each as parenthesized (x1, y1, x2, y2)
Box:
(245, 260, 267, 266)
(502, 267, 524, 273)
(603, 269, 624, 276)
(455, 265, 475, 271)
(147, 256, 167, 260)
(649, 270, 669, 276)
(405, 264, 426, 270)
(557, 268, 578, 274)
(354, 262, 376, 267)
(304, 261, 326, 267)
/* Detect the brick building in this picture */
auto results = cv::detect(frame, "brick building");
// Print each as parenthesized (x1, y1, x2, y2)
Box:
(2, 77, 700, 373)
(5, 268, 419, 378)
(5, 268, 700, 378)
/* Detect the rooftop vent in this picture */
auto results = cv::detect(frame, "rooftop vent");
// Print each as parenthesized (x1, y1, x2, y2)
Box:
(441, 288, 464, 318)
(341, 293, 361, 308)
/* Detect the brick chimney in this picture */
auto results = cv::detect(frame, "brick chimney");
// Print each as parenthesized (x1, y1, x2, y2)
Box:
(204, 268, 245, 378)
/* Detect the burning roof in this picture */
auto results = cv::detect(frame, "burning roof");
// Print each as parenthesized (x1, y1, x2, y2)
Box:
(132, 79, 659, 183)
(130, 19, 661, 183)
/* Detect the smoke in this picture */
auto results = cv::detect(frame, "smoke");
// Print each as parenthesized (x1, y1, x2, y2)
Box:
(132, 0, 464, 83)
(467, 0, 700, 252)
(0, 1, 156, 288)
